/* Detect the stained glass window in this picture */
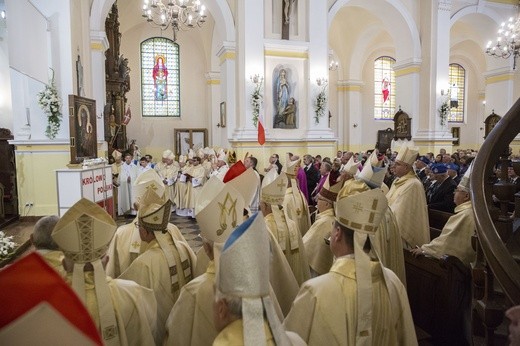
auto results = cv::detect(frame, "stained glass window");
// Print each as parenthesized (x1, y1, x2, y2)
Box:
(374, 56, 396, 120)
(448, 63, 465, 123)
(141, 37, 180, 117)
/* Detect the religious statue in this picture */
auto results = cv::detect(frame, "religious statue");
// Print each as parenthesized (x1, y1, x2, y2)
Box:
(277, 69, 289, 117)
(153, 55, 168, 101)
(284, 0, 296, 24)
(282, 97, 296, 128)
(273, 67, 298, 129)
(118, 55, 131, 80)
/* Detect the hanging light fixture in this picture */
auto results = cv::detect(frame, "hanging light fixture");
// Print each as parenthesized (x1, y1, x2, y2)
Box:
(485, 2, 520, 70)
(142, 0, 207, 42)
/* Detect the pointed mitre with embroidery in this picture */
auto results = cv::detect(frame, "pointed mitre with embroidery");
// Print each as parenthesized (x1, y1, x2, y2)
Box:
(356, 151, 388, 189)
(217, 148, 228, 163)
(344, 156, 360, 175)
(284, 154, 301, 177)
(395, 144, 419, 166)
(162, 149, 174, 160)
(51, 198, 120, 345)
(138, 199, 171, 233)
(178, 155, 187, 164)
(261, 169, 288, 205)
(318, 173, 343, 203)
(335, 189, 388, 345)
(188, 149, 195, 159)
(0, 253, 102, 345)
(457, 161, 473, 193)
(132, 170, 166, 206)
(112, 150, 122, 161)
(139, 187, 167, 210)
(195, 176, 245, 244)
(224, 162, 258, 207)
(217, 212, 291, 346)
(335, 188, 387, 234)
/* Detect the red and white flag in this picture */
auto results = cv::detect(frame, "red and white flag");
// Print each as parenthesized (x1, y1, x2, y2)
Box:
(257, 113, 265, 145)
(122, 105, 132, 126)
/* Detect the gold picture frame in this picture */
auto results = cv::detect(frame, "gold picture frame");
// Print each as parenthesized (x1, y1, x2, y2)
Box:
(68, 95, 97, 164)
(219, 101, 226, 128)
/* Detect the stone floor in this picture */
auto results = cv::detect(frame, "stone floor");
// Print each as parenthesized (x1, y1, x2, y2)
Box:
(0, 211, 203, 267)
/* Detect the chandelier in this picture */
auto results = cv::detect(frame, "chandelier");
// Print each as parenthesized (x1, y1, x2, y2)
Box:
(485, 5, 520, 70)
(142, 0, 207, 42)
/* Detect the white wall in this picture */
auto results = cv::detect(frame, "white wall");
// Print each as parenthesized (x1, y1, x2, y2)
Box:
(0, 11, 12, 130)
(120, 22, 211, 157)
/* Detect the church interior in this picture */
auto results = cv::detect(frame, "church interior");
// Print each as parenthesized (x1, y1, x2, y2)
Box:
(1, 0, 520, 344)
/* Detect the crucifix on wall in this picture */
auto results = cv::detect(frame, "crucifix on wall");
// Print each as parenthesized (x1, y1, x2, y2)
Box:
(282, 0, 296, 40)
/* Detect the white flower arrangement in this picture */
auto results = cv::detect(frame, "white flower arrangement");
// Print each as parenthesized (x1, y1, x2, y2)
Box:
(314, 85, 327, 124)
(250, 78, 263, 128)
(82, 157, 108, 168)
(0, 231, 16, 259)
(37, 68, 62, 139)
(438, 99, 450, 126)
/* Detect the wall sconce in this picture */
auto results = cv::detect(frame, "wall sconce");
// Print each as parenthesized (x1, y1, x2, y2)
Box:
(316, 77, 328, 87)
(329, 59, 339, 71)
(250, 74, 263, 85)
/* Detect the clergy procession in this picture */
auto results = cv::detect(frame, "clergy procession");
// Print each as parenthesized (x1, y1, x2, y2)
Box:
(2, 141, 504, 345)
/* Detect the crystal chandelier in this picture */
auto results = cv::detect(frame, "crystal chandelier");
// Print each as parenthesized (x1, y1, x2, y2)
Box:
(142, 0, 207, 42)
(485, 4, 520, 70)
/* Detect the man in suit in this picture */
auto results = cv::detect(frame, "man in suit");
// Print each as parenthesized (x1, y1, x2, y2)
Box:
(303, 154, 320, 205)
(427, 163, 457, 213)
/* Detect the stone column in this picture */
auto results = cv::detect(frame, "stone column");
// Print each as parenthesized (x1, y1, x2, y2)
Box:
(337, 80, 364, 152)
(232, 0, 264, 140)
(306, 0, 334, 139)
(216, 42, 236, 144)
(205, 71, 222, 146)
(414, 0, 453, 151)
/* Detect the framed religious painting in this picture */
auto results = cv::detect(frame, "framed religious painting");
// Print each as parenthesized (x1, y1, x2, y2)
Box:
(174, 128, 208, 156)
(219, 102, 226, 128)
(393, 108, 412, 141)
(68, 95, 97, 164)
(484, 111, 501, 139)
(376, 128, 394, 154)
(451, 127, 460, 146)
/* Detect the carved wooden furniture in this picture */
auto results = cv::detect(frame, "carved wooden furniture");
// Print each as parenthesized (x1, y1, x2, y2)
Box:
(0, 128, 18, 223)
(470, 98, 520, 344)
(405, 251, 471, 345)
(105, 3, 130, 153)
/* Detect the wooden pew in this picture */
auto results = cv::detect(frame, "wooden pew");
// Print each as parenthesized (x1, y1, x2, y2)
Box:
(404, 208, 470, 345)
(404, 251, 471, 345)
(428, 208, 453, 239)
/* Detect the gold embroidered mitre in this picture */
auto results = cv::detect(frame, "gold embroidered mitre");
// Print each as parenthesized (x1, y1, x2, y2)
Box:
(195, 176, 245, 243)
(138, 200, 172, 233)
(261, 169, 288, 205)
